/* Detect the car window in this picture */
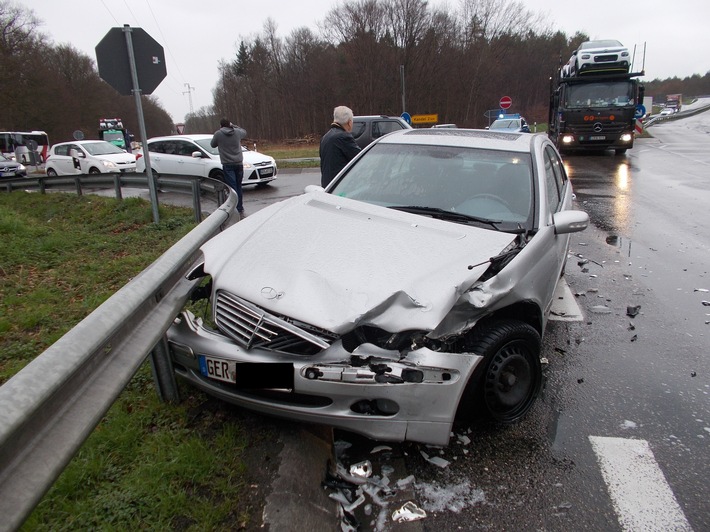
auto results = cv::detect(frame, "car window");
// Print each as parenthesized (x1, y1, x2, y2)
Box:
(372, 120, 404, 139)
(54, 144, 70, 156)
(174, 140, 197, 156)
(543, 146, 565, 213)
(351, 121, 366, 140)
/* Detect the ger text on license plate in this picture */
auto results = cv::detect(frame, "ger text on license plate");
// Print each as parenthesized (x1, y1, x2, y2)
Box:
(199, 355, 236, 383)
(259, 168, 273, 177)
(590, 135, 605, 141)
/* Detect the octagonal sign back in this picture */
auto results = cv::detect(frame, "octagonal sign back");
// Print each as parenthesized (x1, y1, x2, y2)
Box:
(95, 26, 166, 96)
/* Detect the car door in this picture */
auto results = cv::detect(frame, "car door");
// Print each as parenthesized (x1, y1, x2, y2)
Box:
(50, 144, 75, 175)
(543, 144, 572, 275)
(171, 140, 209, 177)
(148, 140, 181, 175)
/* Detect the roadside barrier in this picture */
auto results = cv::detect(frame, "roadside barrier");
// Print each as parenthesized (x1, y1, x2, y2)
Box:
(0, 176, 238, 531)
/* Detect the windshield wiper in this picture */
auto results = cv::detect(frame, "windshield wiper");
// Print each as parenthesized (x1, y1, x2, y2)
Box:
(387, 205, 503, 229)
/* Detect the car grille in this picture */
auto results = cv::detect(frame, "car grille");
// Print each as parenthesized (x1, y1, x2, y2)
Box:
(215, 290, 336, 355)
(569, 122, 627, 134)
(594, 54, 618, 63)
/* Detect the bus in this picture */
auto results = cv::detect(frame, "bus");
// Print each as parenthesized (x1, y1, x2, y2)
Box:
(0, 131, 50, 163)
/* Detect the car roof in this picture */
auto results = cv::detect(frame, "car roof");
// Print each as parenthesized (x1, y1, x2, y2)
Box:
(147, 134, 212, 142)
(52, 140, 112, 146)
(375, 128, 536, 153)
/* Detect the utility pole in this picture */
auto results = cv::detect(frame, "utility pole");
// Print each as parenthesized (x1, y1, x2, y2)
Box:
(183, 83, 195, 115)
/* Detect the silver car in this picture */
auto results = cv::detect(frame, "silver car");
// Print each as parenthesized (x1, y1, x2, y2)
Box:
(167, 129, 588, 445)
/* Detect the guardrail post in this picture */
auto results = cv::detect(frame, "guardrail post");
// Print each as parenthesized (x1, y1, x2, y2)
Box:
(74, 177, 83, 196)
(113, 174, 123, 200)
(149, 335, 181, 403)
(38, 176, 45, 194)
(191, 179, 202, 223)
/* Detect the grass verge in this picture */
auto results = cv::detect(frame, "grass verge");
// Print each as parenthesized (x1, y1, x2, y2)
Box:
(0, 192, 281, 530)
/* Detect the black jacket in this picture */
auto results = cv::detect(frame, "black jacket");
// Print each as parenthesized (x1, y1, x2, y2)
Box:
(319, 123, 361, 187)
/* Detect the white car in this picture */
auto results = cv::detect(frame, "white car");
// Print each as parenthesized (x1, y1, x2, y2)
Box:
(135, 134, 277, 186)
(45, 140, 136, 176)
(569, 40, 630, 76)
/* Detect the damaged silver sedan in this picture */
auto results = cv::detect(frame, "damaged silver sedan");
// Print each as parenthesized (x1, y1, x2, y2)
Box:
(168, 129, 588, 446)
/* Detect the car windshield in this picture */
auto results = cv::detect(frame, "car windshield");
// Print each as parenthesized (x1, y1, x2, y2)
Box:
(490, 120, 521, 130)
(565, 81, 634, 108)
(82, 142, 125, 156)
(329, 143, 534, 230)
(580, 40, 622, 50)
(193, 138, 219, 156)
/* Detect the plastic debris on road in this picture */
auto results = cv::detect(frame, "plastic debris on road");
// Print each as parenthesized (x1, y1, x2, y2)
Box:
(349, 460, 373, 479)
(392, 501, 427, 522)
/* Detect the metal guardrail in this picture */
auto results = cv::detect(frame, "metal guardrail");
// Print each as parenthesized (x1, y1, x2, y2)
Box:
(644, 102, 710, 127)
(0, 175, 238, 531)
(1, 172, 229, 223)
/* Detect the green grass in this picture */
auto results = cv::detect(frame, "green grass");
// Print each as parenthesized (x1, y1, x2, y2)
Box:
(0, 192, 279, 530)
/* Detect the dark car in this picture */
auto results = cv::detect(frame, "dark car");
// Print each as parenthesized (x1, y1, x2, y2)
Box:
(0, 154, 27, 178)
(351, 115, 412, 149)
(489, 117, 531, 133)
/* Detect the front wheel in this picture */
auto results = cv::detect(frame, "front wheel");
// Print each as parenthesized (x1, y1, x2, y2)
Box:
(615, 148, 627, 155)
(46, 167, 58, 177)
(458, 319, 542, 423)
(88, 167, 101, 175)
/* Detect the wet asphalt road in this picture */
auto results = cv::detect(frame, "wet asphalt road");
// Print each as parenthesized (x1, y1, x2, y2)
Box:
(249, 119, 710, 530)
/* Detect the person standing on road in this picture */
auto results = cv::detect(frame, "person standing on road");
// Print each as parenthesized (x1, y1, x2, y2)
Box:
(211, 118, 247, 215)
(319, 106, 361, 188)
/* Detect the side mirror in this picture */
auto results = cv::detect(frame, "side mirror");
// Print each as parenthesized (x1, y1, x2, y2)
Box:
(70, 149, 85, 158)
(553, 210, 589, 234)
(192, 151, 203, 159)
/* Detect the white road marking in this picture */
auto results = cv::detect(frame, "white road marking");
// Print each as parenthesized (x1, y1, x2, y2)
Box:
(549, 278, 584, 321)
(589, 436, 693, 532)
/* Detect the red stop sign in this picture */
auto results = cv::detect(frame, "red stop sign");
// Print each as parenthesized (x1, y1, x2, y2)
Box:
(499, 96, 512, 109)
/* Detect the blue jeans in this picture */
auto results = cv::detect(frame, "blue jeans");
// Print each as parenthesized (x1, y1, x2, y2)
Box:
(222, 163, 244, 212)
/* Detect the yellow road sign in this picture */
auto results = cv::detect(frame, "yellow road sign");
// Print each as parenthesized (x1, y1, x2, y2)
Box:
(411, 114, 438, 124)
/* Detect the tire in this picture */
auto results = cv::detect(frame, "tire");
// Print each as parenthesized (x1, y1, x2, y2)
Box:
(209, 169, 224, 181)
(615, 148, 627, 155)
(458, 319, 542, 423)
(88, 167, 101, 175)
(46, 167, 58, 177)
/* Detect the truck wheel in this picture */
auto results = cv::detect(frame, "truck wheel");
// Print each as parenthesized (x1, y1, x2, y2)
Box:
(457, 319, 542, 423)
(615, 148, 627, 155)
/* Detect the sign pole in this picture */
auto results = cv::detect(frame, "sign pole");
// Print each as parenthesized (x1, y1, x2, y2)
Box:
(123, 24, 160, 224)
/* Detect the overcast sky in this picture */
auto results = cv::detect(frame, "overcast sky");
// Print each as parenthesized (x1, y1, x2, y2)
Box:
(20, 0, 710, 122)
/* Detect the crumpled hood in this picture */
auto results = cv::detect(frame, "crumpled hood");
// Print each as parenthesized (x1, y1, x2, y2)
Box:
(201, 192, 516, 334)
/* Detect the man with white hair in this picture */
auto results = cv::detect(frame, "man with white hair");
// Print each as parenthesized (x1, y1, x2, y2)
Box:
(319, 105, 361, 187)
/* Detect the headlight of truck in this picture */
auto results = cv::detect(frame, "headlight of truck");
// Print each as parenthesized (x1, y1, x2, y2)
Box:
(620, 133, 633, 142)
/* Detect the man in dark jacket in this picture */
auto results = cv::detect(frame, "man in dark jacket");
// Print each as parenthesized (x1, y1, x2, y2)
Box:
(211, 118, 247, 215)
(319, 106, 361, 187)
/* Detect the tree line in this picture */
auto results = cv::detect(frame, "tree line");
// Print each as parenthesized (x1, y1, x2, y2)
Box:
(0, 1, 173, 145)
(2, 0, 709, 147)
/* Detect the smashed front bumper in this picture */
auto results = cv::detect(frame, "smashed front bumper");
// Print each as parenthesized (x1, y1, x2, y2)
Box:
(167, 310, 482, 446)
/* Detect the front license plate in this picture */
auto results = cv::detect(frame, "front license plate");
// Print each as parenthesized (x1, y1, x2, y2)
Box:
(199, 355, 236, 383)
(590, 135, 606, 141)
(259, 168, 273, 177)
